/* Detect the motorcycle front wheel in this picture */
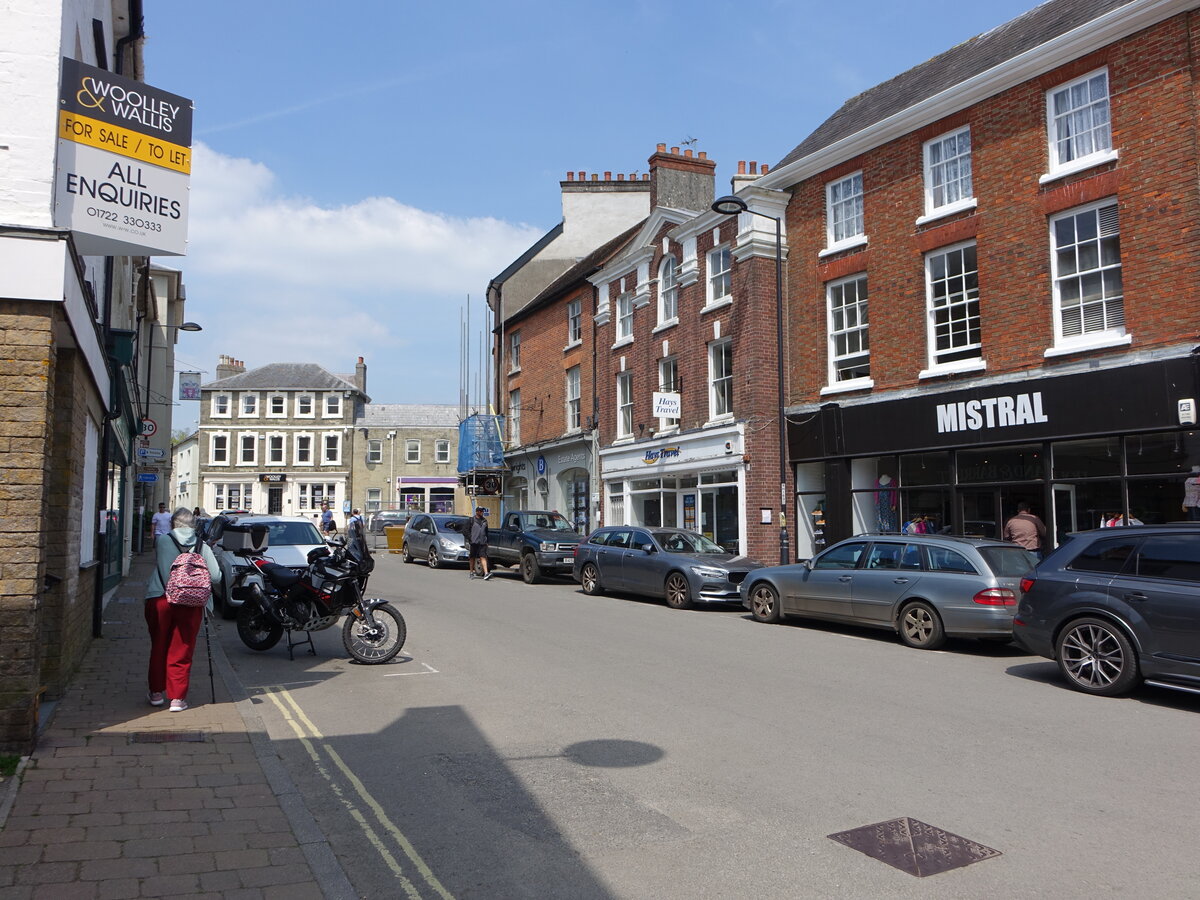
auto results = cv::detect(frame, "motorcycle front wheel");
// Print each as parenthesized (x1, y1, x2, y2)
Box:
(236, 602, 283, 652)
(342, 603, 406, 664)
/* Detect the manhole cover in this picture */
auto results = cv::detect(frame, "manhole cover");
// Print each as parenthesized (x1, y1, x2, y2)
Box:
(828, 817, 1000, 877)
(128, 732, 207, 744)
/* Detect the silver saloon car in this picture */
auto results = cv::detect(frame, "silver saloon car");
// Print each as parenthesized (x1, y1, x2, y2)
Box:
(741, 534, 1036, 649)
(401, 513, 471, 569)
(574, 526, 764, 609)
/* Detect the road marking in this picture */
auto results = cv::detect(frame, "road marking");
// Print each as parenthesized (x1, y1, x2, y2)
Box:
(384, 662, 440, 676)
(262, 685, 454, 900)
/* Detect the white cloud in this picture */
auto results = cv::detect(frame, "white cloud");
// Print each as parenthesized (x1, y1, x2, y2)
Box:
(177, 143, 544, 405)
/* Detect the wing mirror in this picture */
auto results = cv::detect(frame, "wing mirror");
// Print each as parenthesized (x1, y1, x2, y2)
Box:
(641, 543, 655, 554)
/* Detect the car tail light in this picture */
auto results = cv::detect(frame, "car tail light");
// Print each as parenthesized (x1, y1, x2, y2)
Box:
(1019, 575, 1036, 594)
(973, 588, 1016, 606)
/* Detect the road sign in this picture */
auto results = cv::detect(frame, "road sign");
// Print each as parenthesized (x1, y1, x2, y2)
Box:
(136, 472, 158, 483)
(137, 447, 166, 459)
(140, 417, 157, 437)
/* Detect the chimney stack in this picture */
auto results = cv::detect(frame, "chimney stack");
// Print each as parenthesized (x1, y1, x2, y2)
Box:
(355, 356, 367, 394)
(648, 143, 717, 212)
(731, 158, 769, 194)
(215, 354, 245, 381)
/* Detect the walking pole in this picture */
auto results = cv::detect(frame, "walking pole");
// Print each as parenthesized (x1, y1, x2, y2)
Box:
(203, 607, 216, 705)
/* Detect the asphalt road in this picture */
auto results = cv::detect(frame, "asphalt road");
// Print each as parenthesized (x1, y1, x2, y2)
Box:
(215, 550, 1200, 899)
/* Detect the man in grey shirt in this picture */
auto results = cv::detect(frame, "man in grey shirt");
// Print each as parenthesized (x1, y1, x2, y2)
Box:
(467, 506, 492, 581)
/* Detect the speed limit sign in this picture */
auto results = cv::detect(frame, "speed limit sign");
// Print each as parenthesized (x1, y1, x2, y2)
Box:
(140, 417, 157, 437)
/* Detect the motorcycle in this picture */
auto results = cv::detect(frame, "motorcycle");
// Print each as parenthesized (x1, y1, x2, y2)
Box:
(213, 517, 406, 664)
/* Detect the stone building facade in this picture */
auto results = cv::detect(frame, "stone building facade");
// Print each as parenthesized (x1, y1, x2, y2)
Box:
(352, 405, 464, 517)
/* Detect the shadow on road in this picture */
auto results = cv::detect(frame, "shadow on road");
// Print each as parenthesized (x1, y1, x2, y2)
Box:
(1005, 661, 1200, 711)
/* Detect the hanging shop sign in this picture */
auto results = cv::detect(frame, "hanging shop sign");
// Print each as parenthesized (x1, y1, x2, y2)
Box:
(54, 58, 192, 256)
(178, 372, 201, 400)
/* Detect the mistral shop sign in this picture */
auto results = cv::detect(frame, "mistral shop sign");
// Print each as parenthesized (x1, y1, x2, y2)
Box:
(54, 58, 192, 256)
(935, 392, 1049, 433)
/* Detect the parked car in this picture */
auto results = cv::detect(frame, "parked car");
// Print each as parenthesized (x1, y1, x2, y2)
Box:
(210, 515, 327, 618)
(369, 510, 415, 534)
(488, 510, 584, 583)
(1013, 525, 1200, 697)
(401, 514, 471, 568)
(574, 526, 764, 609)
(741, 533, 1037, 649)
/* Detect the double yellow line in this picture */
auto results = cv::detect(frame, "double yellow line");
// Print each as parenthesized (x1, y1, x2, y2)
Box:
(262, 686, 454, 899)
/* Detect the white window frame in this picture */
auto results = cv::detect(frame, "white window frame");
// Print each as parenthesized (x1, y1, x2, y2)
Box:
(824, 171, 866, 254)
(322, 431, 341, 465)
(616, 372, 633, 439)
(706, 246, 732, 308)
(211, 393, 231, 418)
(708, 339, 734, 422)
(826, 274, 872, 389)
(210, 431, 230, 466)
(266, 393, 287, 418)
(566, 298, 582, 347)
(657, 255, 679, 327)
(266, 432, 286, 465)
(566, 365, 581, 432)
(294, 433, 314, 466)
(435, 439, 450, 464)
(237, 432, 257, 466)
(921, 127, 975, 221)
(367, 439, 383, 463)
(658, 356, 679, 431)
(367, 488, 382, 513)
(510, 331, 521, 372)
(239, 393, 259, 418)
(296, 394, 314, 418)
(509, 389, 521, 445)
(406, 439, 421, 463)
(1045, 68, 1117, 181)
(1047, 198, 1128, 356)
(921, 241, 985, 378)
(615, 293, 634, 344)
(323, 394, 342, 418)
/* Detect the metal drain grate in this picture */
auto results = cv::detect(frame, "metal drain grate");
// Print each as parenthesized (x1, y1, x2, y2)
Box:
(128, 731, 207, 744)
(828, 817, 1000, 877)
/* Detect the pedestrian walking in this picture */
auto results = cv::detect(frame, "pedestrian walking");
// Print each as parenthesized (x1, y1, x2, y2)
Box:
(151, 502, 173, 537)
(1003, 501, 1047, 558)
(320, 501, 337, 537)
(144, 507, 220, 711)
(467, 506, 493, 580)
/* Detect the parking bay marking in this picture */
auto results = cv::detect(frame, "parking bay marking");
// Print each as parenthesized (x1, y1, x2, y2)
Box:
(384, 660, 439, 677)
(262, 685, 454, 900)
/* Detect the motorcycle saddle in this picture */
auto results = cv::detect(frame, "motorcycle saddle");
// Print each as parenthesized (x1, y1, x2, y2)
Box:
(257, 560, 304, 589)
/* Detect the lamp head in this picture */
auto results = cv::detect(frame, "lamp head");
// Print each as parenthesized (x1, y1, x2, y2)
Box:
(178, 322, 202, 332)
(711, 195, 748, 216)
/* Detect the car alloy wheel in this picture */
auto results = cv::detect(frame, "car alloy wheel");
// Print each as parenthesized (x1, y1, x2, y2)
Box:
(580, 563, 602, 595)
(1055, 617, 1139, 696)
(402, 542, 413, 564)
(664, 573, 692, 609)
(898, 601, 946, 650)
(427, 546, 440, 569)
(749, 583, 781, 623)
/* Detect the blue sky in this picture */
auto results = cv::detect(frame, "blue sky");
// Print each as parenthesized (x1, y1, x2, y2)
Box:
(144, 0, 1038, 428)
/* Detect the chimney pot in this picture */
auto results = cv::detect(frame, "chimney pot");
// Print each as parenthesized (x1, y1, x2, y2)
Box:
(358, 356, 364, 364)
(684, 149, 693, 158)
(738, 161, 746, 174)
(656, 142, 666, 152)
(579, 171, 586, 180)
(671, 146, 680, 155)
(617, 173, 625, 181)
(591, 174, 598, 181)
(750, 161, 758, 174)
(761, 164, 769, 174)
(642, 173, 649, 181)
(698, 151, 707, 160)
(566, 171, 574, 181)
(604, 171, 612, 180)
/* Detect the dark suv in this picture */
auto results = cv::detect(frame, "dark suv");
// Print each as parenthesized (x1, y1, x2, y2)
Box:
(1013, 525, 1200, 697)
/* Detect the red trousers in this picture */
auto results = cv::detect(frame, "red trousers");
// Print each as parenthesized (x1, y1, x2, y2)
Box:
(144, 596, 205, 701)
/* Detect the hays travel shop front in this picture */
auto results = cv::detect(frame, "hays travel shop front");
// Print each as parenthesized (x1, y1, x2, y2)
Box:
(787, 356, 1200, 558)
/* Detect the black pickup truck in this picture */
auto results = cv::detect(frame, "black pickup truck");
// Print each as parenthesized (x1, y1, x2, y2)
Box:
(488, 510, 584, 584)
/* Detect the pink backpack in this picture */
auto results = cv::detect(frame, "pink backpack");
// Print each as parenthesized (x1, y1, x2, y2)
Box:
(165, 536, 212, 607)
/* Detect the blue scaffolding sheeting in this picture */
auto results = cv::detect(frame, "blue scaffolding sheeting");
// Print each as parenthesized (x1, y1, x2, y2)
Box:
(457, 414, 506, 473)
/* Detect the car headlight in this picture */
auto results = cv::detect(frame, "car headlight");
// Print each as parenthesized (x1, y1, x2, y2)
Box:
(690, 565, 728, 579)
(539, 541, 554, 552)
(439, 538, 458, 549)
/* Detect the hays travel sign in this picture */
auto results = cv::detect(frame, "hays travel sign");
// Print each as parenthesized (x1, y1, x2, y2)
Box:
(54, 58, 193, 256)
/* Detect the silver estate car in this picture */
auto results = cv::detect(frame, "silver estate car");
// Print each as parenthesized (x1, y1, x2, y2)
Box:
(574, 526, 764, 609)
(741, 534, 1037, 649)
(401, 513, 471, 569)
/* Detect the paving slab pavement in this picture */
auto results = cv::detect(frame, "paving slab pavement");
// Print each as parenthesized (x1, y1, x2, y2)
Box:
(0, 552, 357, 899)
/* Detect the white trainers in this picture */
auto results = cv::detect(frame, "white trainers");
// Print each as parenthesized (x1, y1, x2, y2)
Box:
(147, 691, 165, 707)
(483, 572, 493, 581)
(168, 699, 188, 712)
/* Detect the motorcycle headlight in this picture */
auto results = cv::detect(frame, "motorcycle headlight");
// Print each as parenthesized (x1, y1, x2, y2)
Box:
(539, 541, 554, 552)
(690, 565, 728, 579)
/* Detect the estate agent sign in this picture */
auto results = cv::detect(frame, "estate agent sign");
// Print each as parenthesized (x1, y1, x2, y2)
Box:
(55, 58, 193, 256)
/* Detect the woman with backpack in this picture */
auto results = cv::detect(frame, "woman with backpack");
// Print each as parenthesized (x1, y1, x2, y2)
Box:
(144, 507, 220, 712)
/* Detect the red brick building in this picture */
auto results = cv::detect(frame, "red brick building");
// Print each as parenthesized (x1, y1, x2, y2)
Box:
(759, 0, 1200, 554)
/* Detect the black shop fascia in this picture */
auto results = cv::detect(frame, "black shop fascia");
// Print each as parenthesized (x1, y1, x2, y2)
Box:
(787, 355, 1200, 554)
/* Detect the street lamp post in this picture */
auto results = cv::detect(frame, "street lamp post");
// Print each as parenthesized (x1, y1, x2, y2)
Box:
(711, 195, 790, 566)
